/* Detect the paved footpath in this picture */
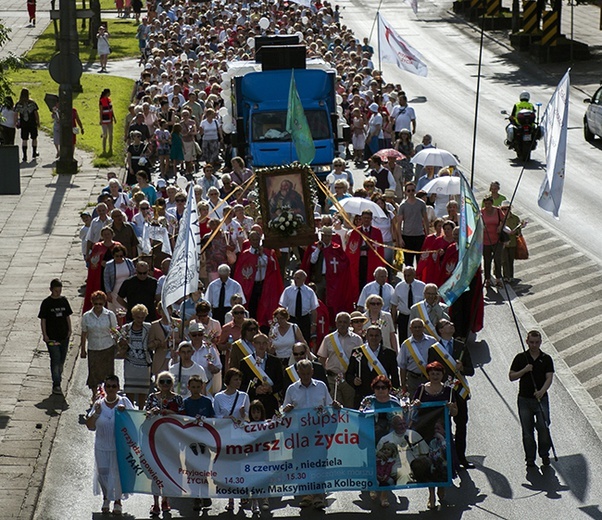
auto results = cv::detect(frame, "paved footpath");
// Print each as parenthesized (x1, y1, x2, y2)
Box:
(0, 1, 602, 519)
(0, 5, 113, 519)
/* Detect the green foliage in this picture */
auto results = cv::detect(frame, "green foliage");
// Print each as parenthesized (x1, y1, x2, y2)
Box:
(0, 23, 27, 106)
(9, 68, 134, 167)
(25, 18, 140, 63)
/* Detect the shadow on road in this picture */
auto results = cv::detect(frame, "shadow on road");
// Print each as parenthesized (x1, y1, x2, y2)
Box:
(35, 395, 69, 417)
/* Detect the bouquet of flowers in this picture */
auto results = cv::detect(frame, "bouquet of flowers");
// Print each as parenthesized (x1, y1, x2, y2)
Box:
(267, 205, 304, 236)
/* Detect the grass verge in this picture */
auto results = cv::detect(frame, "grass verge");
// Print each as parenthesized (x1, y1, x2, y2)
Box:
(25, 17, 140, 64)
(10, 68, 134, 167)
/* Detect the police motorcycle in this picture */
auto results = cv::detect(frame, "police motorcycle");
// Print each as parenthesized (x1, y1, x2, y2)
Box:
(502, 91, 543, 162)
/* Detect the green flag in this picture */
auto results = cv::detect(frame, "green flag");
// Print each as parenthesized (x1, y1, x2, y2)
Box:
(286, 69, 315, 165)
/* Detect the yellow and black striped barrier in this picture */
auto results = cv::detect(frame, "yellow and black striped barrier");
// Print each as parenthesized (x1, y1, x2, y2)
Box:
(486, 0, 501, 16)
(470, 0, 483, 9)
(541, 10, 560, 46)
(521, 0, 538, 33)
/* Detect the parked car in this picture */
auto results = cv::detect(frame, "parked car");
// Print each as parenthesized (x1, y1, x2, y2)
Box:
(584, 85, 602, 142)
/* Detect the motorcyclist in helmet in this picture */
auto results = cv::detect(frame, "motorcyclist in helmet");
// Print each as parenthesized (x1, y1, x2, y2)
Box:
(511, 91, 535, 125)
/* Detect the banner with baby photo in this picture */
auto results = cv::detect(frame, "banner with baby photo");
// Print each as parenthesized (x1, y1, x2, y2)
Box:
(114, 404, 451, 498)
(363, 401, 453, 489)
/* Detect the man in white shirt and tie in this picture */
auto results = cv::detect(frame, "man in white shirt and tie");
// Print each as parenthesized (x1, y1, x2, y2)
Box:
(391, 266, 425, 339)
(206, 264, 245, 325)
(279, 270, 319, 343)
(357, 266, 395, 312)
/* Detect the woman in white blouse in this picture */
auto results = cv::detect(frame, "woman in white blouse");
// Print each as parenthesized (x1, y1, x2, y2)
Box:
(80, 290, 118, 402)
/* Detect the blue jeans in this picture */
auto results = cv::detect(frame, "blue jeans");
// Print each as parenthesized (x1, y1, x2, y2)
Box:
(47, 339, 69, 386)
(518, 396, 551, 462)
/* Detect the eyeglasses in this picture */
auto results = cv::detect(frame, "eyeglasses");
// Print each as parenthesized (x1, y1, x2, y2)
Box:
(365, 184, 375, 187)
(93, 302, 104, 306)
(373, 385, 389, 390)
(232, 311, 244, 315)
(190, 332, 203, 337)
(406, 189, 415, 193)
(292, 351, 305, 357)
(158, 379, 173, 385)
(104, 383, 118, 389)
(369, 301, 382, 306)
(137, 271, 149, 275)
(175, 198, 186, 202)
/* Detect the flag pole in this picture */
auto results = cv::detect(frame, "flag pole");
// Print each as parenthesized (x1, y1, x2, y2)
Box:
(180, 183, 193, 342)
(368, 0, 385, 50)
(377, 11, 382, 71)
(469, 0, 486, 189)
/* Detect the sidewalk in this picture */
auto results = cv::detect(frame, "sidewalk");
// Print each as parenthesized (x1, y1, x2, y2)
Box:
(1, 1, 602, 519)
(0, 7, 113, 520)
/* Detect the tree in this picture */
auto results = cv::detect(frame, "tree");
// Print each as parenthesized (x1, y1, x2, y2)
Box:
(0, 23, 26, 106)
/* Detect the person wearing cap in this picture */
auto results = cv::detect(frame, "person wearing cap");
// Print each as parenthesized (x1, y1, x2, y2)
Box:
(301, 226, 352, 325)
(188, 322, 222, 396)
(38, 279, 73, 395)
(391, 94, 416, 139)
(169, 341, 207, 399)
(365, 102, 383, 156)
(205, 264, 246, 325)
(349, 311, 369, 338)
(279, 270, 319, 343)
(500, 200, 523, 283)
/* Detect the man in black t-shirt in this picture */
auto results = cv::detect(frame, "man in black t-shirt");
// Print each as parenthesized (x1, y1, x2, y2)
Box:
(38, 279, 73, 395)
(117, 260, 157, 322)
(509, 330, 554, 468)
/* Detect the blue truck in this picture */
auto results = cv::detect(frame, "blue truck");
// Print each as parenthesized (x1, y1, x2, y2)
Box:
(226, 41, 338, 176)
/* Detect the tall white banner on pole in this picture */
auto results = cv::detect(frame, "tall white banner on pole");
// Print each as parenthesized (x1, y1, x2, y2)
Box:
(378, 13, 427, 77)
(538, 69, 570, 219)
(161, 184, 200, 311)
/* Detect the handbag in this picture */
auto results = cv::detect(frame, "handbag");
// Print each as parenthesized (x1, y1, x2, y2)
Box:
(515, 234, 529, 260)
(115, 340, 129, 359)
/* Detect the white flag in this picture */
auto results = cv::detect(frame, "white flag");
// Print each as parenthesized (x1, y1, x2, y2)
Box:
(161, 184, 200, 311)
(538, 69, 570, 219)
(378, 13, 427, 77)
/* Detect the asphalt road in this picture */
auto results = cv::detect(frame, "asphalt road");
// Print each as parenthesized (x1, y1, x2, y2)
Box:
(33, 0, 602, 518)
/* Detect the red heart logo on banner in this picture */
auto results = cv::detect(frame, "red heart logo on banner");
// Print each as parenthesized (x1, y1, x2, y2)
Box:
(148, 418, 222, 492)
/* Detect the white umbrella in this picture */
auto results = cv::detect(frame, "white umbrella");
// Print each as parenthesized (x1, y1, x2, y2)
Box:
(422, 176, 461, 196)
(411, 148, 460, 167)
(337, 197, 388, 219)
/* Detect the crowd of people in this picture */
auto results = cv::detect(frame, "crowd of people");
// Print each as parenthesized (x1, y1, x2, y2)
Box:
(32, 0, 550, 516)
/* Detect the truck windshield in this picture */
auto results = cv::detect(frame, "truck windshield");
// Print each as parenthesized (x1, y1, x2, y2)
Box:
(252, 110, 330, 141)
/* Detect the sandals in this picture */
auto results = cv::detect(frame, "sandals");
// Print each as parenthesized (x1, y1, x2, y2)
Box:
(149, 504, 160, 516)
(112, 502, 122, 516)
(161, 499, 171, 512)
(299, 496, 314, 508)
(101, 499, 110, 514)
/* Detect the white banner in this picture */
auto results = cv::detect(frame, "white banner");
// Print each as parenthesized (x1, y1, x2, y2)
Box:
(538, 69, 570, 218)
(161, 184, 200, 310)
(378, 13, 427, 77)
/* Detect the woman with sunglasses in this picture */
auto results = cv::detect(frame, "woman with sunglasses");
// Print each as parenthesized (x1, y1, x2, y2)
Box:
(81, 291, 118, 402)
(103, 244, 135, 314)
(86, 374, 134, 515)
(363, 295, 397, 352)
(360, 375, 401, 508)
(144, 371, 184, 516)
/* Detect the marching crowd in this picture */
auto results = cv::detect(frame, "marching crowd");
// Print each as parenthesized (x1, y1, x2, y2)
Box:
(33, 0, 554, 516)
